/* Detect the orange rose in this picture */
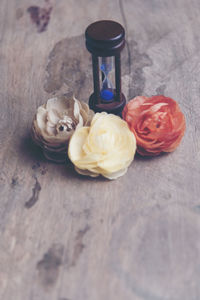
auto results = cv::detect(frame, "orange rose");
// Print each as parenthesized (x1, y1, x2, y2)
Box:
(122, 95, 186, 156)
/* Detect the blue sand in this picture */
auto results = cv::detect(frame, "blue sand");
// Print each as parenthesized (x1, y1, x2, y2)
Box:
(100, 89, 114, 100)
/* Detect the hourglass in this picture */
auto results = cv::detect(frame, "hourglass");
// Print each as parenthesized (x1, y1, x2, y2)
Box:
(85, 20, 126, 116)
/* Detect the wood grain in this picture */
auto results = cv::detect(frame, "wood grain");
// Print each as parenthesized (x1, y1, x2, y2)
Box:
(0, 0, 200, 299)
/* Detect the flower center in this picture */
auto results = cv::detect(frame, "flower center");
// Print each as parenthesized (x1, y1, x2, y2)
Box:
(143, 112, 167, 132)
(56, 116, 76, 133)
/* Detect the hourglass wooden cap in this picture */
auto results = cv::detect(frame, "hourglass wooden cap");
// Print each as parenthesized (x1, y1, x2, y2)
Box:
(85, 20, 125, 57)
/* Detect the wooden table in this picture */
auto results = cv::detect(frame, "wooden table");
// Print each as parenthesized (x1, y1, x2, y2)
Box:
(0, 0, 200, 299)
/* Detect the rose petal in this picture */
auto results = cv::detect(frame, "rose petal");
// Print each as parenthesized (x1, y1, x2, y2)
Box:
(47, 109, 60, 125)
(75, 166, 99, 177)
(46, 96, 68, 112)
(36, 106, 47, 131)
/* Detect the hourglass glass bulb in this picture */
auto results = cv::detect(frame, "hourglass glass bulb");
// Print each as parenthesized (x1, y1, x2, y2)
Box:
(100, 57, 114, 101)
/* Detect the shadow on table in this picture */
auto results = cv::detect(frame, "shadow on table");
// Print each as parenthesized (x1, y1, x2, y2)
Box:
(20, 133, 109, 182)
(20, 133, 46, 163)
(135, 151, 169, 162)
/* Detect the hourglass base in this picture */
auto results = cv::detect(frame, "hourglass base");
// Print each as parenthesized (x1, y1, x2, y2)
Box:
(89, 93, 126, 117)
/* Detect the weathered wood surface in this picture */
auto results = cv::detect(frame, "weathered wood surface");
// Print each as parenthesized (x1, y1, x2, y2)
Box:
(0, 0, 200, 299)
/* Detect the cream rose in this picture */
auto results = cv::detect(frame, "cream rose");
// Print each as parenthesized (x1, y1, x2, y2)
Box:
(68, 112, 136, 180)
(31, 94, 94, 163)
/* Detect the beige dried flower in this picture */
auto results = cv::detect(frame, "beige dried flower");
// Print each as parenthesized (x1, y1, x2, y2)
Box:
(31, 94, 94, 163)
